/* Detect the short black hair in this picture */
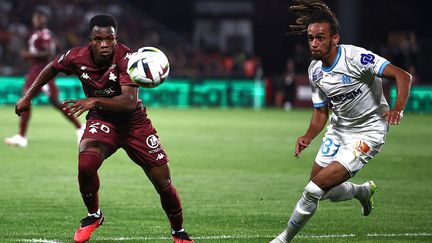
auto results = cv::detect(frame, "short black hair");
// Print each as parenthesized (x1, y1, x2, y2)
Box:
(89, 14, 117, 32)
(34, 6, 51, 19)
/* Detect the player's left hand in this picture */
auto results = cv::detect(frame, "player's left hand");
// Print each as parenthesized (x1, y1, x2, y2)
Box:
(63, 98, 96, 117)
(383, 109, 403, 125)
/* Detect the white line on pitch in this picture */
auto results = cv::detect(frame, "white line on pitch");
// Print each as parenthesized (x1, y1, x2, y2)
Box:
(18, 239, 62, 243)
(98, 232, 432, 240)
(17, 232, 432, 242)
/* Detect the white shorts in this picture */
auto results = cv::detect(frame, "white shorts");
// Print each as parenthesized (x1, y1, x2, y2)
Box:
(315, 125, 387, 176)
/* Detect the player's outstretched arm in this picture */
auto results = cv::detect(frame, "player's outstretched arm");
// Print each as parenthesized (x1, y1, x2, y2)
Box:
(16, 61, 59, 116)
(381, 64, 412, 125)
(63, 85, 138, 117)
(295, 106, 329, 158)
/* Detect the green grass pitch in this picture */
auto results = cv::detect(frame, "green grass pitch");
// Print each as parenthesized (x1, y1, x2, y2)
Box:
(0, 106, 431, 242)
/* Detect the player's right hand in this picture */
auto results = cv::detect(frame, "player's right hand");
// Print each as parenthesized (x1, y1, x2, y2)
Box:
(383, 109, 404, 125)
(295, 136, 311, 158)
(15, 97, 31, 116)
(63, 98, 96, 117)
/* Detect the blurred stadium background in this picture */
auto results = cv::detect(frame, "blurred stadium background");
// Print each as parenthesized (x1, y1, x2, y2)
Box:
(1, 1, 432, 243)
(0, 0, 431, 111)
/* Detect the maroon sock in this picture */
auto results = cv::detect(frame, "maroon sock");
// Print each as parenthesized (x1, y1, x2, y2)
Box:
(19, 110, 31, 137)
(159, 182, 183, 231)
(78, 151, 103, 214)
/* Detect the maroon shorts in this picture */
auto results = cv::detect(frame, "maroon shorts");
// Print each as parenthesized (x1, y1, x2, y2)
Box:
(81, 113, 169, 169)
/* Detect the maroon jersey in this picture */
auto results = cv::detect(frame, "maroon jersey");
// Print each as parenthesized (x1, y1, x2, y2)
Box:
(28, 28, 55, 76)
(28, 27, 54, 66)
(24, 27, 57, 96)
(53, 44, 168, 167)
(53, 43, 143, 119)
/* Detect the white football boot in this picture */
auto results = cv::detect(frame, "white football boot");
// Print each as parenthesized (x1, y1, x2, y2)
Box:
(4, 134, 28, 148)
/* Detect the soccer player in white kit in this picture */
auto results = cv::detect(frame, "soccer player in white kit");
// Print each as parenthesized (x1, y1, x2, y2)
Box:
(270, 1, 412, 242)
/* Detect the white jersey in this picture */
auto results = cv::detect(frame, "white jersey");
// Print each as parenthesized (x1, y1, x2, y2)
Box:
(308, 44, 390, 133)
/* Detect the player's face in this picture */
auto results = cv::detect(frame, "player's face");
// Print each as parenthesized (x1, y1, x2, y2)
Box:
(89, 26, 117, 64)
(32, 13, 47, 29)
(307, 22, 339, 62)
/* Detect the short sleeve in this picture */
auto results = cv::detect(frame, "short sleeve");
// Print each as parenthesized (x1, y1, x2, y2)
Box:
(310, 80, 329, 108)
(52, 49, 74, 75)
(352, 47, 390, 78)
(308, 64, 329, 108)
(118, 52, 138, 87)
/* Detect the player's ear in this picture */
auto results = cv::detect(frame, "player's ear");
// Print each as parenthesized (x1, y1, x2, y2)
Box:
(332, 33, 340, 46)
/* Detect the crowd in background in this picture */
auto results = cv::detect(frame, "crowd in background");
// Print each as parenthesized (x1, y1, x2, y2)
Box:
(0, 0, 261, 78)
(0, 0, 422, 108)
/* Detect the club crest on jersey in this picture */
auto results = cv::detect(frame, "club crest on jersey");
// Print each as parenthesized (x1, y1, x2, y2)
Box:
(360, 53, 375, 65)
(109, 72, 117, 82)
(341, 74, 351, 84)
(146, 135, 159, 149)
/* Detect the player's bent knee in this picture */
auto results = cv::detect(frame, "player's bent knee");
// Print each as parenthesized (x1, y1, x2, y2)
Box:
(78, 151, 103, 175)
(305, 181, 325, 199)
(295, 181, 325, 216)
(79, 138, 109, 155)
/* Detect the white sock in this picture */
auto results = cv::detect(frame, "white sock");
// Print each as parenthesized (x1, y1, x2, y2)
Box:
(272, 181, 325, 243)
(88, 208, 101, 217)
(270, 229, 288, 243)
(320, 182, 360, 202)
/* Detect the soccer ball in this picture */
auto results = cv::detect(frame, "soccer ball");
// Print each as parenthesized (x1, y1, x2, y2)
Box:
(127, 46, 170, 88)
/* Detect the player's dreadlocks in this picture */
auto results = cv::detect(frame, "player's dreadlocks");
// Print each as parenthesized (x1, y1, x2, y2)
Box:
(288, 0, 340, 35)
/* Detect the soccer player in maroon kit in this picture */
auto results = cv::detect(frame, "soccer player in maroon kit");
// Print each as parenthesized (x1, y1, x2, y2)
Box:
(5, 6, 83, 148)
(14, 14, 194, 243)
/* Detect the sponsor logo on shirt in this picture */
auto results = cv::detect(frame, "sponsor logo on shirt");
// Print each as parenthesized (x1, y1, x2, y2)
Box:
(92, 86, 116, 96)
(330, 88, 362, 103)
(148, 147, 162, 154)
(360, 53, 375, 65)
